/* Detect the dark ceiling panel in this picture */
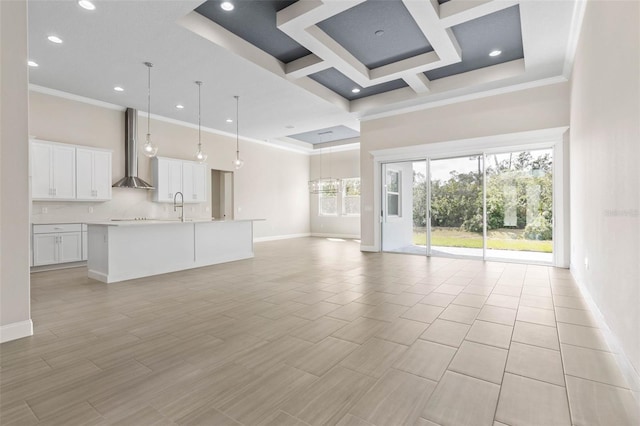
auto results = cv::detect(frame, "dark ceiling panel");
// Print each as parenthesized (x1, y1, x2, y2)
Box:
(316, 0, 433, 69)
(288, 125, 360, 144)
(309, 68, 408, 100)
(195, 0, 310, 63)
(425, 5, 524, 80)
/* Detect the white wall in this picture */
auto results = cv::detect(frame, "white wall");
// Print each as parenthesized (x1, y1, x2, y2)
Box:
(360, 82, 571, 248)
(28, 91, 310, 240)
(569, 0, 640, 376)
(309, 147, 360, 238)
(1, 0, 32, 342)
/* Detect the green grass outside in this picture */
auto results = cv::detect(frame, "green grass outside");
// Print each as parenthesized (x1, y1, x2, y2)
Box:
(413, 227, 553, 253)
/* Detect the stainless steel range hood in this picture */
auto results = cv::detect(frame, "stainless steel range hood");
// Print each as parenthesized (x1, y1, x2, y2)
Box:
(112, 108, 154, 189)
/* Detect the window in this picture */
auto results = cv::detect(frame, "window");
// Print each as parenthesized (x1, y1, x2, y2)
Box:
(318, 181, 338, 216)
(342, 178, 360, 215)
(317, 177, 360, 216)
(386, 169, 401, 217)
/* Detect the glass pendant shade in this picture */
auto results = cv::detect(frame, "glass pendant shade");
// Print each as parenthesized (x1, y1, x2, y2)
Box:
(233, 155, 244, 170)
(196, 149, 208, 163)
(142, 62, 158, 158)
(142, 133, 158, 158)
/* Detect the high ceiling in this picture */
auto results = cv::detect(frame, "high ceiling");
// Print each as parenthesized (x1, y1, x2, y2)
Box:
(27, 0, 581, 151)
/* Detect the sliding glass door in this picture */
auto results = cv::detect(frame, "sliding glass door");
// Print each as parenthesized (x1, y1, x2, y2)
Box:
(381, 148, 554, 264)
(484, 149, 553, 263)
(429, 155, 484, 259)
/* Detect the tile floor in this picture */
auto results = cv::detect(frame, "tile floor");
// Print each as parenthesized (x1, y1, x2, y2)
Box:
(1, 237, 639, 425)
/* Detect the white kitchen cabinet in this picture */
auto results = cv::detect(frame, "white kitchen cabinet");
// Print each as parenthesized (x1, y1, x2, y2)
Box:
(153, 157, 183, 202)
(32, 224, 83, 266)
(182, 162, 207, 203)
(76, 148, 112, 201)
(153, 157, 206, 203)
(31, 141, 76, 200)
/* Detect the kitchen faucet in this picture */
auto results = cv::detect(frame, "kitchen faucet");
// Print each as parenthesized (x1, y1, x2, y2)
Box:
(173, 192, 185, 222)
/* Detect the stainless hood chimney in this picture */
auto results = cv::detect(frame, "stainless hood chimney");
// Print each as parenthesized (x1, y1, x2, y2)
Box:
(112, 108, 154, 189)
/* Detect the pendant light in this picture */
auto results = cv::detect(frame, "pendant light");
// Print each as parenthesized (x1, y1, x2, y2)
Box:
(194, 81, 207, 163)
(233, 95, 244, 170)
(308, 131, 339, 193)
(142, 62, 158, 158)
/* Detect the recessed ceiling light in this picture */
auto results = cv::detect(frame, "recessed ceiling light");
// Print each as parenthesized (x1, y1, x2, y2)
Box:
(285, 125, 294, 129)
(47, 35, 63, 44)
(226, 118, 233, 123)
(78, 0, 96, 11)
(351, 88, 361, 94)
(489, 49, 502, 57)
(113, 86, 124, 92)
(220, 2, 234, 11)
(28, 60, 39, 67)
(176, 104, 184, 109)
(374, 30, 385, 36)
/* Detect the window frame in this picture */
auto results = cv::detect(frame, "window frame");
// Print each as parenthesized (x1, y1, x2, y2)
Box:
(386, 169, 401, 219)
(341, 177, 361, 216)
(318, 181, 339, 217)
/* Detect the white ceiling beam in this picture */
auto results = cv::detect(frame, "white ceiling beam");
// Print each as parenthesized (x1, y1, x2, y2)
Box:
(402, 0, 461, 64)
(439, 0, 520, 28)
(403, 73, 432, 94)
(285, 54, 331, 79)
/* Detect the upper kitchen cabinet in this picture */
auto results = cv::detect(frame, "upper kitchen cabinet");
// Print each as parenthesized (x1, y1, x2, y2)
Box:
(31, 141, 76, 200)
(76, 148, 112, 201)
(31, 140, 112, 201)
(183, 161, 207, 203)
(152, 157, 183, 202)
(153, 157, 207, 203)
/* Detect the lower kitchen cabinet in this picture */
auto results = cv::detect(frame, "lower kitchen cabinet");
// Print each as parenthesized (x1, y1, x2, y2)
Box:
(32, 224, 85, 266)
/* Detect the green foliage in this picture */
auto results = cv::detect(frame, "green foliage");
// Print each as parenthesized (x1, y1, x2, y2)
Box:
(412, 151, 553, 241)
(524, 214, 553, 240)
(413, 172, 428, 227)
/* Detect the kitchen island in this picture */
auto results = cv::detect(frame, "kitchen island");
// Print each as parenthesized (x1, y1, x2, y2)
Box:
(87, 219, 259, 283)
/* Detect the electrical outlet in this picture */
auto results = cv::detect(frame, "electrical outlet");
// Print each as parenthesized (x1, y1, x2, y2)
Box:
(584, 257, 589, 270)
(41, 207, 48, 214)
(237, 207, 242, 213)
(88, 207, 94, 213)
(205, 206, 210, 212)
(190, 207, 195, 212)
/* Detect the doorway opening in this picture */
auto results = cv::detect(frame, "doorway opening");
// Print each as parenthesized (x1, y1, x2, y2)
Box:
(211, 169, 234, 220)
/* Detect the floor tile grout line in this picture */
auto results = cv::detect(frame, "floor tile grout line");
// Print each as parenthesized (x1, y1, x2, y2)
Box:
(491, 279, 523, 425)
(552, 275, 576, 426)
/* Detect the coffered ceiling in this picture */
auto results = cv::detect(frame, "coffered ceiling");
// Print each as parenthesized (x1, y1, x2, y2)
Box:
(27, 0, 583, 151)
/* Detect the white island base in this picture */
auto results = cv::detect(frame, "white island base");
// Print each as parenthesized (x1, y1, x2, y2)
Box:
(87, 220, 256, 283)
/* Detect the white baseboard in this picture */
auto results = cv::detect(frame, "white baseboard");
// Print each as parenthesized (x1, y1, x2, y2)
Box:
(0, 319, 33, 343)
(360, 245, 379, 252)
(254, 233, 311, 242)
(570, 269, 640, 398)
(311, 233, 361, 239)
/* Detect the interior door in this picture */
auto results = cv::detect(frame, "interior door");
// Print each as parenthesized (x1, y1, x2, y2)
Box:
(381, 160, 428, 255)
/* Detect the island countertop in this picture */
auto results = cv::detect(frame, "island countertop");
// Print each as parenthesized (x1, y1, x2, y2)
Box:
(87, 219, 259, 283)
(89, 218, 263, 226)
